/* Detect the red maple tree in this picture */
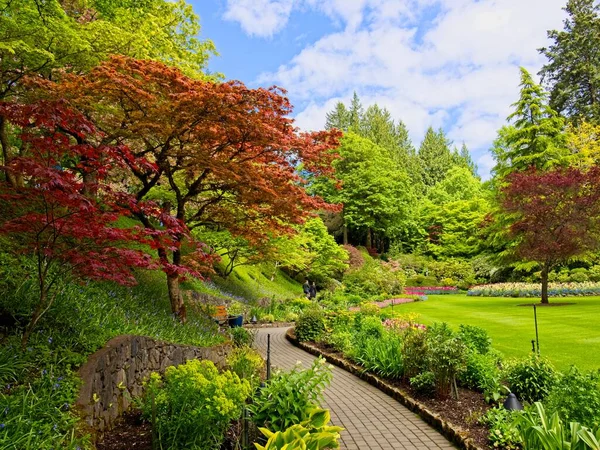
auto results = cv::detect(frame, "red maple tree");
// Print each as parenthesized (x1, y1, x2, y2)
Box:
(501, 167, 600, 303)
(38, 56, 341, 319)
(0, 100, 178, 346)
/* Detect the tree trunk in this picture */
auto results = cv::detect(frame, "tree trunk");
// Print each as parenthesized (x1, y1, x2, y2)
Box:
(166, 273, 186, 323)
(343, 225, 348, 245)
(0, 114, 18, 187)
(540, 264, 549, 304)
(366, 228, 372, 249)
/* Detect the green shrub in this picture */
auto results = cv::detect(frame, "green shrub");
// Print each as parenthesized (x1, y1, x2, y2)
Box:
(545, 367, 600, 428)
(459, 352, 501, 392)
(410, 371, 436, 397)
(324, 330, 354, 354)
(405, 275, 438, 287)
(230, 326, 256, 348)
(426, 323, 468, 399)
(343, 259, 405, 297)
(401, 327, 428, 380)
(141, 359, 251, 450)
(353, 331, 403, 379)
(285, 312, 299, 322)
(505, 355, 557, 404)
(458, 324, 492, 354)
(480, 407, 521, 450)
(295, 310, 325, 342)
(250, 358, 332, 432)
(355, 315, 383, 339)
(227, 347, 265, 387)
(261, 314, 275, 323)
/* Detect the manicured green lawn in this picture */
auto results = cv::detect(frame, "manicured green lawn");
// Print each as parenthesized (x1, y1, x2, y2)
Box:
(384, 294, 600, 372)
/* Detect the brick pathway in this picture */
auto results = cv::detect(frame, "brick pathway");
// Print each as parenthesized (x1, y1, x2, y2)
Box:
(254, 327, 455, 450)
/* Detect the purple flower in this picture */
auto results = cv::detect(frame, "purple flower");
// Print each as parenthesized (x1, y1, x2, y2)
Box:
(0, 424, 5, 429)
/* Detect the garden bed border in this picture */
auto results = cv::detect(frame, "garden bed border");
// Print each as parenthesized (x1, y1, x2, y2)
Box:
(285, 328, 484, 450)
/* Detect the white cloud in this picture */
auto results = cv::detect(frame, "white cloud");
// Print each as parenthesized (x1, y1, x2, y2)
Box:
(223, 0, 295, 37)
(226, 0, 568, 177)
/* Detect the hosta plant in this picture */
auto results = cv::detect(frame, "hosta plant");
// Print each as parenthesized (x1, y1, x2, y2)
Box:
(254, 408, 344, 450)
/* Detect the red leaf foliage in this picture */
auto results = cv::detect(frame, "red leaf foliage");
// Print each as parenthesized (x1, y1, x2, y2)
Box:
(36, 56, 342, 244)
(0, 100, 170, 285)
(501, 166, 600, 265)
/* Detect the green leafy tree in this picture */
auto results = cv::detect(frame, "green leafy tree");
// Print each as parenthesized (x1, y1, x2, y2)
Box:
(418, 167, 489, 259)
(492, 68, 568, 178)
(274, 218, 349, 283)
(539, 0, 600, 124)
(331, 133, 415, 249)
(0, 0, 217, 185)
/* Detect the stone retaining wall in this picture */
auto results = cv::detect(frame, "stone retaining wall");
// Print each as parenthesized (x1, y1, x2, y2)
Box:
(76, 334, 231, 438)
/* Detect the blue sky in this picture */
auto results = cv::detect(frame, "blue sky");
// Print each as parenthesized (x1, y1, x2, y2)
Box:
(191, 0, 568, 179)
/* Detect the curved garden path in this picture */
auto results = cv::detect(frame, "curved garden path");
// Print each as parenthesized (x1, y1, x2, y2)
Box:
(254, 327, 456, 450)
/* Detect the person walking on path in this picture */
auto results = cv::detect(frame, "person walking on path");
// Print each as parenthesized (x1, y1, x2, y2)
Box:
(309, 281, 317, 299)
(303, 279, 310, 298)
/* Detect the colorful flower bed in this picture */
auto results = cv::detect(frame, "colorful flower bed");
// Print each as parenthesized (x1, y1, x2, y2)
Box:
(467, 282, 600, 298)
(405, 286, 459, 295)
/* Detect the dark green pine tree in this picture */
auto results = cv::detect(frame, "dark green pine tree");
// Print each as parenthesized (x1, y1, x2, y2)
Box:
(417, 127, 453, 187)
(539, 0, 600, 124)
(492, 68, 567, 178)
(325, 101, 350, 131)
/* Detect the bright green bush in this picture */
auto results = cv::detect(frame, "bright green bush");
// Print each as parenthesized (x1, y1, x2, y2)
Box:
(545, 367, 600, 428)
(458, 324, 492, 355)
(141, 359, 250, 450)
(355, 315, 384, 339)
(352, 331, 403, 379)
(401, 327, 429, 380)
(459, 352, 501, 392)
(227, 347, 265, 387)
(343, 259, 405, 297)
(505, 355, 557, 404)
(230, 326, 256, 348)
(324, 330, 354, 354)
(426, 323, 468, 399)
(295, 309, 325, 342)
(250, 358, 332, 432)
(410, 371, 436, 397)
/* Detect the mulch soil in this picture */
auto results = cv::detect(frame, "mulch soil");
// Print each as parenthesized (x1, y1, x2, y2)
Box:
(96, 411, 252, 450)
(95, 410, 152, 450)
(314, 342, 493, 450)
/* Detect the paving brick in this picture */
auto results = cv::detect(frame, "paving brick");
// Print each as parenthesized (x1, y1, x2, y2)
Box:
(254, 328, 456, 450)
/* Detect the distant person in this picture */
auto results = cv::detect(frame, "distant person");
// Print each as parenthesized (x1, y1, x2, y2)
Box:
(309, 282, 317, 299)
(303, 279, 310, 298)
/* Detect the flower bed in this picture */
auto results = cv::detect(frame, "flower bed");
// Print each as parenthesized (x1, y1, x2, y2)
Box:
(405, 286, 459, 295)
(467, 282, 600, 298)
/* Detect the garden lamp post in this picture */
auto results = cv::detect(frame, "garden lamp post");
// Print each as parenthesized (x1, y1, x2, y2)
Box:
(503, 393, 523, 411)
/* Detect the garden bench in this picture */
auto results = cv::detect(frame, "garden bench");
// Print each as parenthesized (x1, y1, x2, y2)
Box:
(212, 305, 228, 326)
